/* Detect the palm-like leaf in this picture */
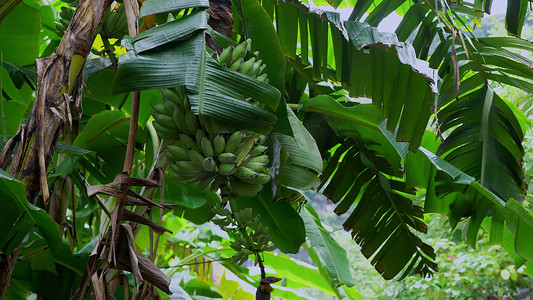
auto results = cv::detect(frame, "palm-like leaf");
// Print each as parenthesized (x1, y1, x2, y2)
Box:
(253, 0, 439, 149)
(319, 141, 437, 279)
(350, 0, 529, 37)
(437, 86, 525, 202)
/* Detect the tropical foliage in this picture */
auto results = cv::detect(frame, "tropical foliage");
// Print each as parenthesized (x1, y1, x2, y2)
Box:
(0, 0, 532, 298)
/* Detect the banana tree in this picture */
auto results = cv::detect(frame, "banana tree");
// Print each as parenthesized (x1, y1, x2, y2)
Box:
(0, 0, 533, 298)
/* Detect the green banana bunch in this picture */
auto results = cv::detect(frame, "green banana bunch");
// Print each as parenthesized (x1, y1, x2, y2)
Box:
(100, 4, 129, 39)
(215, 39, 269, 82)
(163, 122, 270, 196)
(151, 41, 272, 196)
(211, 205, 276, 265)
(55, 6, 75, 37)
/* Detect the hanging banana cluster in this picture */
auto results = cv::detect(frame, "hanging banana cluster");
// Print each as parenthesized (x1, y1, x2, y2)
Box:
(55, 6, 74, 37)
(100, 5, 129, 39)
(151, 40, 272, 198)
(212, 205, 275, 265)
(216, 40, 270, 85)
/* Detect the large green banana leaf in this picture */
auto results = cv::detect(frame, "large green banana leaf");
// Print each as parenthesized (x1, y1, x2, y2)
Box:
(319, 140, 437, 279)
(437, 86, 525, 203)
(300, 97, 436, 279)
(257, 0, 439, 150)
(349, 0, 528, 37)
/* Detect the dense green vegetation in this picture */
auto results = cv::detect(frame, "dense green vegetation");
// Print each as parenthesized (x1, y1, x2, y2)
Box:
(0, 0, 532, 299)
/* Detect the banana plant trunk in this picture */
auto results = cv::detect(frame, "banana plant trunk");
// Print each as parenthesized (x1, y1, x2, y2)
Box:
(0, 0, 111, 296)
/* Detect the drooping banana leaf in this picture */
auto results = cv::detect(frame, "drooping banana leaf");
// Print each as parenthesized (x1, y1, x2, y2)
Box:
(258, 0, 439, 150)
(300, 202, 354, 287)
(318, 141, 437, 279)
(382, 103, 533, 266)
(350, 0, 533, 99)
(302, 95, 437, 278)
(437, 86, 525, 203)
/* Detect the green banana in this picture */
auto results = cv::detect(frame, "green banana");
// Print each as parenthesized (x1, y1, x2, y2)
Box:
(183, 95, 191, 111)
(197, 176, 214, 190)
(239, 57, 256, 75)
(241, 248, 253, 255)
(229, 178, 263, 197)
(230, 241, 242, 251)
(258, 64, 267, 75)
(179, 134, 199, 152)
(174, 160, 200, 173)
(173, 105, 190, 134)
(219, 163, 237, 176)
(209, 176, 225, 193)
(164, 101, 175, 115)
(248, 155, 269, 165)
(184, 110, 199, 134)
(202, 157, 217, 172)
(243, 208, 252, 222)
(263, 244, 276, 252)
(168, 172, 197, 182)
(151, 103, 168, 116)
(235, 136, 255, 165)
(230, 58, 243, 71)
(248, 59, 263, 76)
(189, 149, 205, 167)
(256, 73, 268, 83)
(152, 122, 179, 140)
(250, 145, 268, 156)
(218, 45, 233, 65)
(230, 42, 247, 66)
(152, 112, 177, 130)
(60, 18, 70, 28)
(225, 131, 243, 153)
(234, 166, 259, 179)
(213, 134, 226, 155)
(235, 235, 248, 248)
(218, 153, 238, 164)
(166, 145, 190, 161)
(201, 136, 214, 158)
(240, 173, 271, 185)
(196, 129, 206, 151)
(162, 88, 182, 105)
(242, 161, 266, 172)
